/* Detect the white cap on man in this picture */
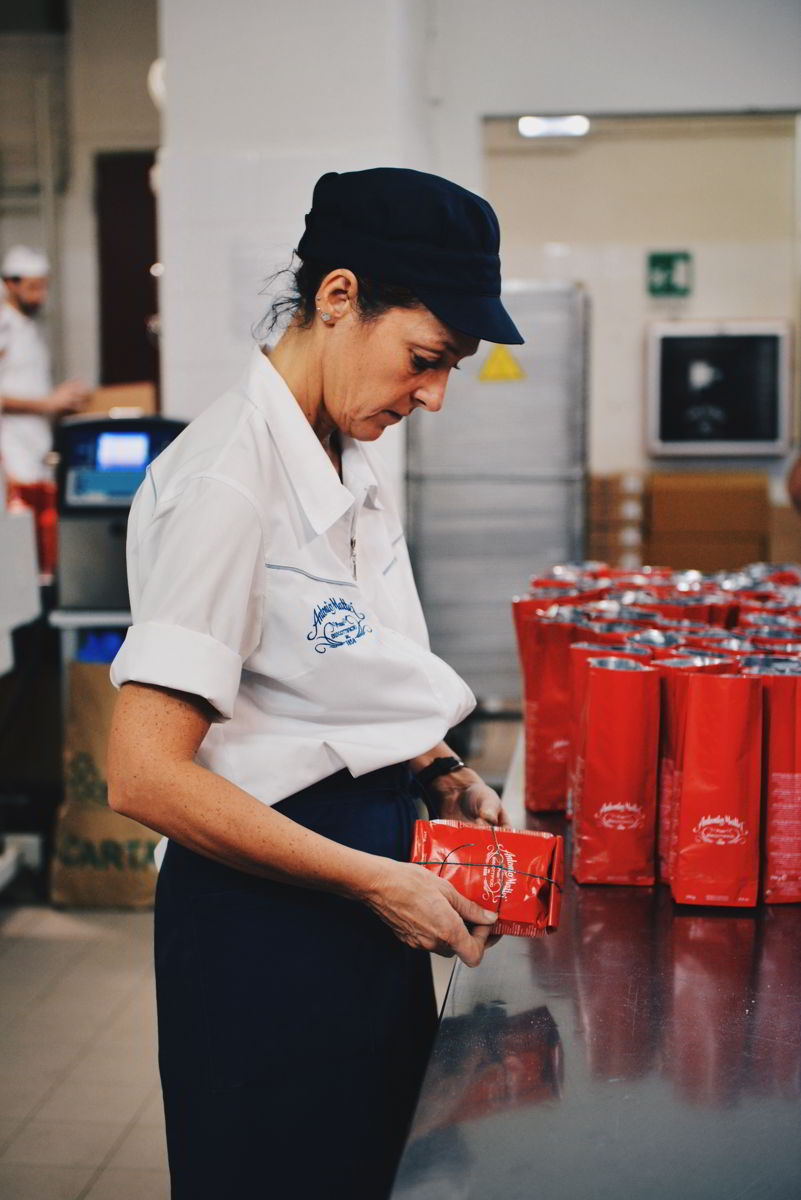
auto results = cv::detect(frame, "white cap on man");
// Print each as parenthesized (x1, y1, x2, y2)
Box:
(1, 245, 51, 279)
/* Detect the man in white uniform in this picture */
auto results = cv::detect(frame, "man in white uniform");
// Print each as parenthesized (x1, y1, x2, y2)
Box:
(0, 245, 87, 485)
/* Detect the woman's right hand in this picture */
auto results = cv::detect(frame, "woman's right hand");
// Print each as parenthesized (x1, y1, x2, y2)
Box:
(360, 858, 498, 967)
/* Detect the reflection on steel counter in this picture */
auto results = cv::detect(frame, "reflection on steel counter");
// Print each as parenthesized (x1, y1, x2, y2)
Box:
(392, 1004, 563, 1198)
(665, 912, 756, 1107)
(747, 906, 801, 1100)
(391, 821, 801, 1199)
(573, 887, 662, 1081)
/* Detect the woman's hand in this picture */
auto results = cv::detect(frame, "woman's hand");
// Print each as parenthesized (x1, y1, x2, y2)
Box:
(361, 858, 498, 967)
(421, 767, 508, 952)
(430, 767, 509, 828)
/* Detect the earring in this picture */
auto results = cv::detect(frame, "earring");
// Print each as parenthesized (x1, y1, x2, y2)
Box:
(317, 307, 333, 323)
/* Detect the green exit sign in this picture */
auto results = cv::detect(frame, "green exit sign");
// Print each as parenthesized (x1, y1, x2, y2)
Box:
(647, 251, 693, 297)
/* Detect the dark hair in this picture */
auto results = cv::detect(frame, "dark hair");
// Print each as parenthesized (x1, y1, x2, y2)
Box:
(254, 254, 423, 341)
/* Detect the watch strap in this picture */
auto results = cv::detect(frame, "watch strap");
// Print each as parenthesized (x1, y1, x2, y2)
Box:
(415, 755, 466, 790)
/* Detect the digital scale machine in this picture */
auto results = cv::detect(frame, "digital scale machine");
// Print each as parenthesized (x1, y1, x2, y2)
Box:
(56, 415, 185, 611)
(50, 414, 185, 690)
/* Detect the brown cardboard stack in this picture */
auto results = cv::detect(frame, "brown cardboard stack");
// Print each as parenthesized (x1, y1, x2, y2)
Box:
(587, 473, 650, 568)
(646, 472, 769, 571)
(85, 381, 157, 416)
(769, 505, 801, 563)
(50, 663, 160, 908)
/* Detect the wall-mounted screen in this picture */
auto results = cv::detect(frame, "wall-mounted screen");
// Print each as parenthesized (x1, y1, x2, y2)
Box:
(646, 321, 791, 457)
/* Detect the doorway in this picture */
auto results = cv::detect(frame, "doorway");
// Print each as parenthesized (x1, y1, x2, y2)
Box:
(95, 150, 159, 388)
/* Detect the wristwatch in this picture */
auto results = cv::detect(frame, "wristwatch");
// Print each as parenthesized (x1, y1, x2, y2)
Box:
(415, 755, 466, 791)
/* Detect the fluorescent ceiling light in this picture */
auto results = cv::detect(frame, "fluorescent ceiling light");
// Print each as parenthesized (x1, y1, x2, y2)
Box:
(518, 114, 591, 138)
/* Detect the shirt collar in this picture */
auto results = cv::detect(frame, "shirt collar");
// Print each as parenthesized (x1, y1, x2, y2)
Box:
(246, 344, 382, 538)
(341, 437, 384, 512)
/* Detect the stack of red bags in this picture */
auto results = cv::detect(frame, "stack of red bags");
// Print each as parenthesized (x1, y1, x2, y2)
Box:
(512, 560, 801, 907)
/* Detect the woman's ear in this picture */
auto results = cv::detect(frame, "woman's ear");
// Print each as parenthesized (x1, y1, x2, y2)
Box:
(317, 269, 359, 320)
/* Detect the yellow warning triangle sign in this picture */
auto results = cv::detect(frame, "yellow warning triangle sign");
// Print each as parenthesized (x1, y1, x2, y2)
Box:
(479, 344, 525, 382)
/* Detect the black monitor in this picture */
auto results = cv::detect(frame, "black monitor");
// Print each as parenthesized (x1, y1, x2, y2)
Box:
(646, 321, 790, 457)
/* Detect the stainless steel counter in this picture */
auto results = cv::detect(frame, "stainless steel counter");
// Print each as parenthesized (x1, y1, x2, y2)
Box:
(391, 732, 801, 1199)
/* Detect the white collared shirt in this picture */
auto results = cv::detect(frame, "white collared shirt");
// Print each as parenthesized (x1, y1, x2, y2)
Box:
(0, 300, 53, 482)
(110, 344, 476, 806)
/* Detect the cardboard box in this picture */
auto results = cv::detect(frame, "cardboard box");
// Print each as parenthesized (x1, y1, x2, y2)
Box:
(649, 472, 768, 535)
(588, 523, 644, 551)
(769, 505, 801, 564)
(644, 534, 767, 573)
(85, 382, 157, 416)
(50, 662, 159, 908)
(588, 495, 647, 524)
(589, 473, 648, 500)
(586, 531, 644, 570)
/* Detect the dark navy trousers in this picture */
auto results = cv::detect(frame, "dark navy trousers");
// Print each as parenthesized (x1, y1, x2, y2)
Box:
(154, 763, 438, 1199)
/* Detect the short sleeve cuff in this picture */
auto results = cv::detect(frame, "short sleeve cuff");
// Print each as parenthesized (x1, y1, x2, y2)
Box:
(109, 621, 243, 720)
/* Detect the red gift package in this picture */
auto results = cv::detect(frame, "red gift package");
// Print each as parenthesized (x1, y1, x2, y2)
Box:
(672, 673, 762, 906)
(410, 819, 564, 937)
(572, 657, 660, 886)
(742, 665, 801, 904)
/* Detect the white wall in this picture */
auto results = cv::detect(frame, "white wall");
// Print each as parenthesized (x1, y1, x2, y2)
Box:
(157, 0, 801, 503)
(59, 0, 159, 386)
(429, 0, 801, 189)
(486, 115, 799, 495)
(427, 0, 801, 501)
(157, 0, 433, 495)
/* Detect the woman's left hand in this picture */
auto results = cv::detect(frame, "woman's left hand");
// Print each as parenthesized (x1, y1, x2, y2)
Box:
(429, 767, 509, 828)
(427, 767, 508, 949)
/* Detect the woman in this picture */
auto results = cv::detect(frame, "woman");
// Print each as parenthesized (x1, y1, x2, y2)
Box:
(107, 166, 524, 1199)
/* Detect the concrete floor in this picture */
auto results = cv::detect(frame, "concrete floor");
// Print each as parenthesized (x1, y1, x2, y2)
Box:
(0, 899, 454, 1200)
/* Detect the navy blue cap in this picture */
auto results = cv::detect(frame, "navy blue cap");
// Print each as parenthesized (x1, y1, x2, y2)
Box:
(295, 167, 524, 346)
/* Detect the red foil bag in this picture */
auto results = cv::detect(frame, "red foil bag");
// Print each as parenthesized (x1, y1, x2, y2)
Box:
(754, 671, 801, 903)
(634, 597, 718, 625)
(656, 657, 732, 885)
(572, 659, 660, 885)
(738, 597, 797, 618)
(410, 819, 564, 936)
(577, 621, 644, 646)
(513, 599, 583, 811)
(643, 641, 691, 661)
(672, 673, 762, 906)
(567, 642, 651, 820)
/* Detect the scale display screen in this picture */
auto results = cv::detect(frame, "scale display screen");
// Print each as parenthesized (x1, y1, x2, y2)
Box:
(65, 429, 152, 505)
(96, 431, 149, 470)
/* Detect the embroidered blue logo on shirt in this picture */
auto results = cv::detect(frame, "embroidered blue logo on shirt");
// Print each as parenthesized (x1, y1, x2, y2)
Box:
(307, 596, 372, 653)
